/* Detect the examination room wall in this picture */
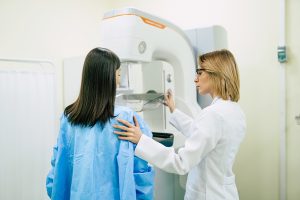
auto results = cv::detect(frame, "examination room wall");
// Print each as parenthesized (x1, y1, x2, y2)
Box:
(0, 0, 113, 110)
(0, 0, 300, 199)
(110, 0, 300, 200)
(0, 0, 113, 199)
(286, 0, 300, 199)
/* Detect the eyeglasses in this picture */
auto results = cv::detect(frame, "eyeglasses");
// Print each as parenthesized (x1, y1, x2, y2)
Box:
(196, 68, 217, 76)
(196, 68, 206, 76)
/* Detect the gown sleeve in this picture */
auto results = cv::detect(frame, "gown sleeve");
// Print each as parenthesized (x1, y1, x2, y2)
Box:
(46, 115, 72, 199)
(46, 143, 57, 197)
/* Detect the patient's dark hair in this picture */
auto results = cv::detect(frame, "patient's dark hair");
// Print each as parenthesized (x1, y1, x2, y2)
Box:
(64, 47, 120, 127)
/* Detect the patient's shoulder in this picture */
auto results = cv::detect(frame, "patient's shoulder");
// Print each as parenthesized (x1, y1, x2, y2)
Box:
(114, 105, 134, 120)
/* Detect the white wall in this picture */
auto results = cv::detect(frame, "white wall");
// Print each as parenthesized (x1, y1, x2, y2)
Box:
(1, 0, 299, 199)
(0, 0, 113, 199)
(109, 0, 299, 200)
(0, 0, 113, 111)
(286, 0, 300, 199)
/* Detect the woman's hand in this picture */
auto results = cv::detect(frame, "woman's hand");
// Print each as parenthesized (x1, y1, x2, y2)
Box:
(164, 89, 175, 113)
(113, 116, 142, 144)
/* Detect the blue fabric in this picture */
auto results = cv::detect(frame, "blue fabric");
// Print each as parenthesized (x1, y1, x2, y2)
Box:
(46, 106, 154, 200)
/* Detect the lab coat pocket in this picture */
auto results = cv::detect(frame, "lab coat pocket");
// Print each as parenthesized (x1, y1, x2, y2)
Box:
(223, 175, 239, 200)
(185, 185, 206, 200)
(224, 175, 235, 185)
(134, 168, 154, 200)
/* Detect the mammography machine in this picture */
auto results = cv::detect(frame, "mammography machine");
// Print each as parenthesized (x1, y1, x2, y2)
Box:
(63, 7, 227, 200)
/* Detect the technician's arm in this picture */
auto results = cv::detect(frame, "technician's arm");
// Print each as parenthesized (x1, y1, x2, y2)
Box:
(164, 89, 194, 137)
(115, 110, 222, 175)
(169, 109, 195, 137)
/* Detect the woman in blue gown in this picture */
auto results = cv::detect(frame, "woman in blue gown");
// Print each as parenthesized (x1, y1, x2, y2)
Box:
(46, 47, 154, 200)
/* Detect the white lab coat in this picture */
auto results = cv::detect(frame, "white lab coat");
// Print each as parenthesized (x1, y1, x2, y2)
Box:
(135, 97, 246, 200)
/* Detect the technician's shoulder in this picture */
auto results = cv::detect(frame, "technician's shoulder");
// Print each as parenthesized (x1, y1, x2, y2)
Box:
(196, 104, 224, 124)
(199, 100, 244, 122)
(210, 100, 246, 131)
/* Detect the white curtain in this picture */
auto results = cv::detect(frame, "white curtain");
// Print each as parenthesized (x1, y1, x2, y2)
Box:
(0, 64, 56, 200)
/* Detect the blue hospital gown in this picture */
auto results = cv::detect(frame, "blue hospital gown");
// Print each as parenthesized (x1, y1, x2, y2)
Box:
(46, 106, 154, 200)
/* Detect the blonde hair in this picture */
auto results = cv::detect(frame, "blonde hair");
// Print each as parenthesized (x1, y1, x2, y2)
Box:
(199, 49, 240, 102)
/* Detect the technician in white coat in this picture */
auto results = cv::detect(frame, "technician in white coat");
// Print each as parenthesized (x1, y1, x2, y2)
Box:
(114, 49, 246, 200)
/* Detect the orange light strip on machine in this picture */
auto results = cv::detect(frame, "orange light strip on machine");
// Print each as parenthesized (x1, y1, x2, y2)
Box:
(103, 14, 166, 29)
(140, 17, 166, 29)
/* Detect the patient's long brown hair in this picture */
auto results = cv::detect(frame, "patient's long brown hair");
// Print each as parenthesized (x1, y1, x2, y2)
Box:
(64, 47, 120, 126)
